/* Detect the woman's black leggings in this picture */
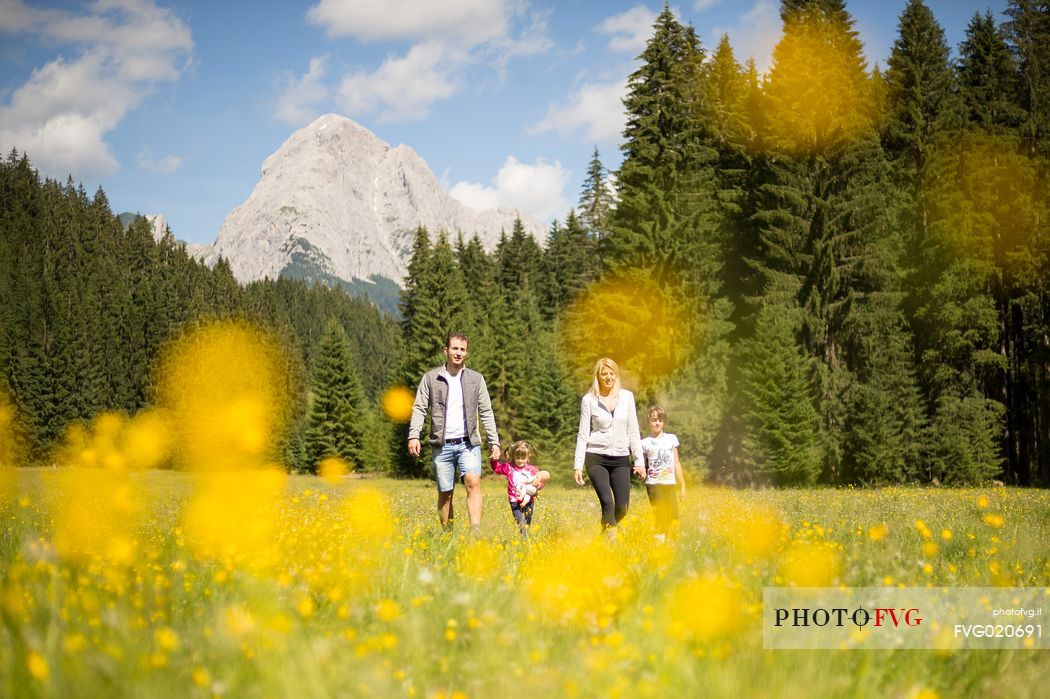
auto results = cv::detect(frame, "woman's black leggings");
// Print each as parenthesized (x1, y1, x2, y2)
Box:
(585, 453, 631, 528)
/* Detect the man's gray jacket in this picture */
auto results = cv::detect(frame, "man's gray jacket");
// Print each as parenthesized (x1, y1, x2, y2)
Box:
(408, 366, 499, 448)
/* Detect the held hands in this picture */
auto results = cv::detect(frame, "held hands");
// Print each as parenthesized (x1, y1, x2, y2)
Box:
(632, 465, 646, 479)
(490, 444, 501, 460)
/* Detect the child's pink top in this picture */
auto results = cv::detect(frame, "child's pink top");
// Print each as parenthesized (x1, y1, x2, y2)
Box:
(490, 459, 542, 503)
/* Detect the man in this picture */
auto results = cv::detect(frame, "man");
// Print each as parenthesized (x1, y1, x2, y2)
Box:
(408, 332, 500, 530)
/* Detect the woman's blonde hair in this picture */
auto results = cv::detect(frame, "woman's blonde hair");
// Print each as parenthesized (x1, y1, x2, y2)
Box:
(589, 357, 621, 398)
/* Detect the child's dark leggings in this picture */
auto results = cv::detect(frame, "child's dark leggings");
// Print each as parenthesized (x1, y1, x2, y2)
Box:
(510, 499, 535, 535)
(585, 453, 631, 528)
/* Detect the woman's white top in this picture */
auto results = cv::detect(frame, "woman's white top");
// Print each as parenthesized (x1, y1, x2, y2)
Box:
(573, 389, 644, 471)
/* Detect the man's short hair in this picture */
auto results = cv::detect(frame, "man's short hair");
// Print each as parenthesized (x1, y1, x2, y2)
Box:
(446, 332, 469, 348)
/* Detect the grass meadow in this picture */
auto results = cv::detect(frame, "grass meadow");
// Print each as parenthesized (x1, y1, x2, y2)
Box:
(1, 468, 1047, 699)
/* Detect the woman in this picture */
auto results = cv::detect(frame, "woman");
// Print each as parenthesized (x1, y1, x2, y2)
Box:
(573, 357, 644, 535)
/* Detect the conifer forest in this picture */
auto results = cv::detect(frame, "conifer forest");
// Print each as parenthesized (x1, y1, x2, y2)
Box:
(2, 0, 1048, 487)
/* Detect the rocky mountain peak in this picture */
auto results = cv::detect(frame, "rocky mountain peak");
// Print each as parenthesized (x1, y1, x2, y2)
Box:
(201, 114, 547, 290)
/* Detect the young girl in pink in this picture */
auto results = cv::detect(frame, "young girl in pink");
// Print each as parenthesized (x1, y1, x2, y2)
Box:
(490, 440, 550, 535)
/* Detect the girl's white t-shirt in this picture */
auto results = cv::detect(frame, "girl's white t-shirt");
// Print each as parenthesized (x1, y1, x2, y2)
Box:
(640, 432, 679, 485)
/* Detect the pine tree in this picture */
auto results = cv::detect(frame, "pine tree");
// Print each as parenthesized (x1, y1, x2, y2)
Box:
(739, 302, 823, 485)
(396, 230, 472, 475)
(917, 130, 1046, 483)
(607, 4, 718, 279)
(517, 328, 579, 451)
(1004, 0, 1050, 156)
(882, 0, 961, 177)
(301, 321, 369, 471)
(577, 148, 614, 241)
(765, 0, 873, 156)
(842, 324, 927, 483)
(751, 2, 927, 482)
(602, 4, 733, 471)
(455, 232, 499, 378)
(399, 227, 440, 384)
(958, 11, 1023, 133)
(704, 34, 751, 149)
(540, 210, 597, 318)
(489, 225, 546, 438)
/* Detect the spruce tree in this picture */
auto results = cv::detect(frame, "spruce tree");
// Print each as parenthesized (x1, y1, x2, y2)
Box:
(1004, 0, 1050, 156)
(604, 3, 732, 468)
(518, 328, 579, 452)
(958, 11, 1023, 133)
(301, 321, 368, 471)
(882, 0, 961, 177)
(455, 233, 499, 378)
(739, 302, 823, 485)
(917, 130, 1046, 483)
(704, 34, 751, 149)
(541, 210, 597, 318)
(577, 148, 614, 241)
(750, 2, 928, 482)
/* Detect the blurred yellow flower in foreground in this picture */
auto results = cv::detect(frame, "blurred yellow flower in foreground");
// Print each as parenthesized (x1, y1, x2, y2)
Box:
(664, 574, 745, 643)
(560, 272, 688, 391)
(182, 468, 286, 569)
(714, 502, 785, 560)
(319, 457, 349, 483)
(457, 539, 503, 582)
(50, 468, 145, 565)
(523, 538, 634, 628)
(780, 541, 843, 587)
(26, 650, 48, 681)
(341, 487, 395, 542)
(381, 386, 415, 423)
(376, 599, 401, 622)
(982, 513, 1004, 529)
(157, 321, 289, 471)
(122, 410, 172, 469)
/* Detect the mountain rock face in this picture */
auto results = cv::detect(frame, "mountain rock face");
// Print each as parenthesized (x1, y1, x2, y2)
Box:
(202, 114, 546, 287)
(116, 212, 168, 241)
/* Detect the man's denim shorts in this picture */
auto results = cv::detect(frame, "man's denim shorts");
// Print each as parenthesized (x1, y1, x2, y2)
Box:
(432, 440, 481, 492)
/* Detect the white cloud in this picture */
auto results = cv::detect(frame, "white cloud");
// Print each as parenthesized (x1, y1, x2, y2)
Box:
(338, 41, 457, 122)
(136, 147, 182, 174)
(491, 8, 554, 67)
(307, 0, 509, 45)
(276, 55, 331, 126)
(714, 0, 780, 73)
(529, 80, 626, 144)
(450, 156, 570, 223)
(0, 0, 193, 180)
(306, 0, 549, 123)
(597, 5, 656, 54)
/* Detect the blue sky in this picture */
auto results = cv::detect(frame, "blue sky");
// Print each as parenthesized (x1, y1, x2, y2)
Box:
(0, 0, 1008, 245)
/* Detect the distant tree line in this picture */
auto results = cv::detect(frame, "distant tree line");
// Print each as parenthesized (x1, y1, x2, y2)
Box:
(396, 0, 1050, 487)
(2, 0, 1047, 486)
(0, 151, 401, 471)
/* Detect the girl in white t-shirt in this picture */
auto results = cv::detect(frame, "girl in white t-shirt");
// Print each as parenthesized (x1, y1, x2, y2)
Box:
(640, 405, 686, 542)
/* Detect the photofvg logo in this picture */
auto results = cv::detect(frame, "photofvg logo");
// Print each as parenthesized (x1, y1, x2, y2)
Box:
(763, 587, 1047, 650)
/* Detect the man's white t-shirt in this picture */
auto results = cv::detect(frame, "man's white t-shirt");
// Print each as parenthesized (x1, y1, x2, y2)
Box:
(640, 432, 679, 485)
(441, 367, 466, 440)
